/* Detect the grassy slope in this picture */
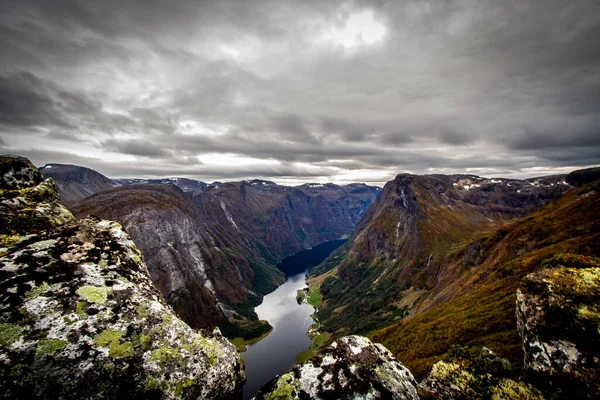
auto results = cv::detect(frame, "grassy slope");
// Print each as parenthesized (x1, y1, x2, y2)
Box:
(369, 181, 600, 378)
(313, 176, 512, 336)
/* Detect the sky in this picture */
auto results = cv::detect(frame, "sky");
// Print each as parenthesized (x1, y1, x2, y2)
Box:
(0, 0, 599, 186)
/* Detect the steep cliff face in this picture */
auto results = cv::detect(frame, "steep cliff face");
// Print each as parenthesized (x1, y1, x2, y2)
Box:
(313, 173, 571, 337)
(0, 156, 244, 399)
(255, 335, 418, 400)
(72, 184, 265, 332)
(69, 172, 379, 336)
(39, 164, 116, 206)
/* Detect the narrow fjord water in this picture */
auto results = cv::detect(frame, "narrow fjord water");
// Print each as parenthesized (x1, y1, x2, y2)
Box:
(241, 271, 314, 399)
(241, 239, 345, 399)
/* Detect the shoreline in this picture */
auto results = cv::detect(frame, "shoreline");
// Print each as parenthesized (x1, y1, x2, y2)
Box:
(229, 323, 274, 352)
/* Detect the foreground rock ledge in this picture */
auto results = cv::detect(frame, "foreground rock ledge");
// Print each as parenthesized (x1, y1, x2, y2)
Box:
(516, 254, 600, 398)
(0, 215, 244, 399)
(254, 335, 418, 400)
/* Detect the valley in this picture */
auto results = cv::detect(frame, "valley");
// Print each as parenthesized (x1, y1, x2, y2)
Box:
(2, 156, 598, 399)
(41, 164, 379, 340)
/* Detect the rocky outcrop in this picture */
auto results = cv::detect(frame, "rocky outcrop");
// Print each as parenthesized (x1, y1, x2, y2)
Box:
(419, 346, 542, 399)
(254, 335, 418, 400)
(39, 163, 116, 206)
(0, 155, 244, 399)
(516, 254, 600, 398)
(1, 155, 73, 247)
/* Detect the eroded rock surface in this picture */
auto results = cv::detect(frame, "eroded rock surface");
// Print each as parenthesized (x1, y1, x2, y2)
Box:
(0, 155, 73, 247)
(516, 254, 600, 398)
(0, 216, 244, 399)
(0, 155, 244, 398)
(419, 346, 542, 400)
(254, 335, 418, 400)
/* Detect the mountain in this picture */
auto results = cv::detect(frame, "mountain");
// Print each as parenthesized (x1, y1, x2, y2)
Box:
(39, 163, 116, 206)
(115, 177, 208, 193)
(67, 171, 379, 338)
(307, 171, 600, 376)
(312, 173, 572, 333)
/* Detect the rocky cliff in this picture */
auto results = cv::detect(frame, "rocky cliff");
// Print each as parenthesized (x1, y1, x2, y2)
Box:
(1, 156, 74, 247)
(0, 155, 244, 399)
(255, 335, 418, 400)
(516, 253, 600, 398)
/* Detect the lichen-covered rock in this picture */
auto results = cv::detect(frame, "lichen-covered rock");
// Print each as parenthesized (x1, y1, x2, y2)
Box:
(0, 155, 73, 247)
(516, 254, 600, 398)
(254, 335, 418, 399)
(419, 346, 542, 400)
(0, 215, 244, 398)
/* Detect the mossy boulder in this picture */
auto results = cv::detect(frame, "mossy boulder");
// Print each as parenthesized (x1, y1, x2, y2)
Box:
(0, 155, 73, 247)
(516, 254, 600, 398)
(0, 154, 244, 398)
(254, 335, 418, 399)
(0, 216, 245, 398)
(419, 346, 542, 399)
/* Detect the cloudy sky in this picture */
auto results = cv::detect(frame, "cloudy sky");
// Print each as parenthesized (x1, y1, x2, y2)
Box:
(1, 0, 599, 185)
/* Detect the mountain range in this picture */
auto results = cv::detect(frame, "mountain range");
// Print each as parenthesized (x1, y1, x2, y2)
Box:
(40, 163, 380, 338)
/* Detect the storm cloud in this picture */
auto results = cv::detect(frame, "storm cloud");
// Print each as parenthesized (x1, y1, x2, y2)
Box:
(1, 0, 599, 185)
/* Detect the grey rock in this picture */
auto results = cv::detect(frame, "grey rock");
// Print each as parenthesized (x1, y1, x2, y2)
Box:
(254, 335, 418, 400)
(419, 347, 542, 400)
(0, 155, 73, 247)
(516, 256, 600, 397)
(0, 216, 245, 399)
(0, 156, 244, 399)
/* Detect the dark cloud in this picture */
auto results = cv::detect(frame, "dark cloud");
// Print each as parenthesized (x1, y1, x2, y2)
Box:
(0, 0, 599, 184)
(101, 138, 173, 158)
(0, 72, 68, 128)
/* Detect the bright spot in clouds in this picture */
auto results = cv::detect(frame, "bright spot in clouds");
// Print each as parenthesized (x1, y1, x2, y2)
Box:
(327, 9, 387, 48)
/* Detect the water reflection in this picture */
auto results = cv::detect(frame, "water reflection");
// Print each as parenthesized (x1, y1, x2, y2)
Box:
(241, 271, 314, 399)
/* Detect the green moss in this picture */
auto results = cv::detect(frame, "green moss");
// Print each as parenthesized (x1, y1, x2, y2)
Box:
(9, 364, 27, 377)
(144, 378, 160, 391)
(149, 346, 179, 363)
(93, 329, 134, 358)
(161, 313, 173, 325)
(140, 334, 150, 350)
(136, 303, 149, 320)
(109, 341, 134, 358)
(0, 322, 25, 346)
(265, 372, 297, 400)
(75, 302, 87, 318)
(36, 338, 67, 355)
(490, 378, 544, 400)
(77, 285, 112, 304)
(94, 329, 122, 346)
(25, 282, 52, 299)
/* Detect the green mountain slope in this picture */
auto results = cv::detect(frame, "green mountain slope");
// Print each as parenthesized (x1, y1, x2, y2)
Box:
(369, 180, 600, 377)
(312, 173, 570, 336)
